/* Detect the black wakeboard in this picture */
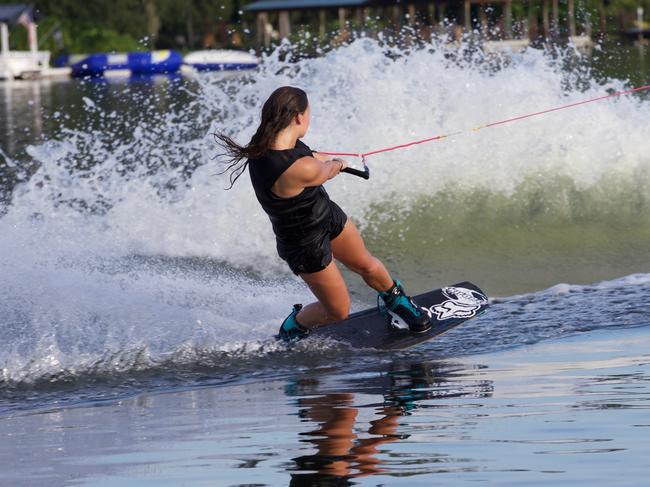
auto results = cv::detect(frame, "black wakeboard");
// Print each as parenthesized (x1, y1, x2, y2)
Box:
(309, 281, 488, 351)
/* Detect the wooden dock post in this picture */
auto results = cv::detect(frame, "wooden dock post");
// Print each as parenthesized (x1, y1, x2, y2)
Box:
(542, 0, 550, 38)
(392, 4, 402, 29)
(278, 10, 291, 39)
(478, 2, 488, 37)
(597, 0, 606, 35)
(338, 7, 348, 38)
(408, 4, 417, 25)
(256, 12, 271, 48)
(319, 9, 326, 38)
(527, 0, 537, 39)
(552, 0, 559, 36)
(464, 0, 471, 31)
(0, 22, 8, 59)
(505, 0, 513, 38)
(567, 0, 576, 36)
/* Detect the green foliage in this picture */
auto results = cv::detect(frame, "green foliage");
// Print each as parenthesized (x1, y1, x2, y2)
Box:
(0, 0, 249, 56)
(65, 25, 141, 53)
(606, 0, 650, 16)
(0, 0, 646, 58)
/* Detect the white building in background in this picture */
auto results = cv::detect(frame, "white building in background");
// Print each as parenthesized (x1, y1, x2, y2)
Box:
(0, 4, 50, 80)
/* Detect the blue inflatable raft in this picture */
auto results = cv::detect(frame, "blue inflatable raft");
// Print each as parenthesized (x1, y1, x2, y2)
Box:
(70, 50, 183, 78)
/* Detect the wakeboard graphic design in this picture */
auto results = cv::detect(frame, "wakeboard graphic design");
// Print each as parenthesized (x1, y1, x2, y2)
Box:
(427, 286, 489, 320)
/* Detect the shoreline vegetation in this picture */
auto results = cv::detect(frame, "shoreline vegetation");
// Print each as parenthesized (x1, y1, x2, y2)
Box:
(0, 0, 647, 60)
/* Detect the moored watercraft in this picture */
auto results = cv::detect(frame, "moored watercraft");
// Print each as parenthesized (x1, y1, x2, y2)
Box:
(183, 49, 258, 72)
(70, 50, 183, 78)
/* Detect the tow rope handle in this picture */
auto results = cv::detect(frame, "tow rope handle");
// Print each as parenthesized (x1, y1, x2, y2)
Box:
(340, 156, 370, 180)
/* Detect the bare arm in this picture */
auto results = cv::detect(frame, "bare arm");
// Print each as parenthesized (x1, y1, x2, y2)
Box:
(312, 152, 333, 163)
(272, 156, 348, 198)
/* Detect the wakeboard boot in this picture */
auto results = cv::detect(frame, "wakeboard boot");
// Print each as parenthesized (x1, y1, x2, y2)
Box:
(378, 280, 432, 334)
(277, 304, 310, 343)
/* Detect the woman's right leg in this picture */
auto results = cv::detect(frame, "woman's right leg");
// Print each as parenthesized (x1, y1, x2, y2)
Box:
(331, 219, 432, 333)
(296, 260, 351, 328)
(330, 219, 393, 292)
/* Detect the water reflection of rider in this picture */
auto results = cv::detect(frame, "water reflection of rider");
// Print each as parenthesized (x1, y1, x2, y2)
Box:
(290, 393, 402, 485)
(287, 360, 492, 485)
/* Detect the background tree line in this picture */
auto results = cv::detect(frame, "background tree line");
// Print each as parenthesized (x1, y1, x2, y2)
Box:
(0, 0, 252, 55)
(0, 0, 647, 57)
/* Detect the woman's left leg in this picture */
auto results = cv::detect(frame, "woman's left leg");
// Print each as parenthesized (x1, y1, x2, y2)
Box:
(330, 219, 393, 292)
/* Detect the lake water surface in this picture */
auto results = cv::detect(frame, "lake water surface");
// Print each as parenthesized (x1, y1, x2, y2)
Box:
(1, 38, 649, 485)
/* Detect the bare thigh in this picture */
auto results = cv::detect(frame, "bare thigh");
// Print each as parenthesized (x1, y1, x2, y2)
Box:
(331, 219, 393, 291)
(299, 260, 351, 323)
(330, 219, 373, 271)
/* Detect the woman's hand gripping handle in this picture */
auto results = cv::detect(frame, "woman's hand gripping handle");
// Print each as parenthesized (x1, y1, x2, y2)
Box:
(341, 156, 370, 180)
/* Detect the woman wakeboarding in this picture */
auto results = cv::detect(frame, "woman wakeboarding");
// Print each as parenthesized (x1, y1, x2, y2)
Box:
(216, 86, 431, 342)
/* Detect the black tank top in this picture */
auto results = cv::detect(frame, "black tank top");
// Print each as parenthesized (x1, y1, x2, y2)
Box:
(248, 140, 332, 249)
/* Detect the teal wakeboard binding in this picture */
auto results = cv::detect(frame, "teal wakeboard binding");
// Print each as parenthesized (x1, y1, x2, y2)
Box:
(378, 280, 432, 334)
(278, 304, 310, 343)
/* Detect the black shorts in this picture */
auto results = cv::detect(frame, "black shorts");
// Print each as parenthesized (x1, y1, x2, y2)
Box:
(278, 201, 348, 275)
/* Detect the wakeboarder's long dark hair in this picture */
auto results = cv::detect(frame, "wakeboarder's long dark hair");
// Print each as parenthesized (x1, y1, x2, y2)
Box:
(215, 86, 309, 189)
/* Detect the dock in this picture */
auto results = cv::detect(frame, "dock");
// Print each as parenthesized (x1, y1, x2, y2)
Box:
(244, 0, 600, 50)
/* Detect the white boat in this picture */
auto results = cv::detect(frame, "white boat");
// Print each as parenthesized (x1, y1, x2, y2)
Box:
(0, 4, 49, 80)
(183, 50, 259, 72)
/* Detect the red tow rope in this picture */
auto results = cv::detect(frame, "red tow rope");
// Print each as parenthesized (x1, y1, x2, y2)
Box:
(320, 84, 650, 159)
